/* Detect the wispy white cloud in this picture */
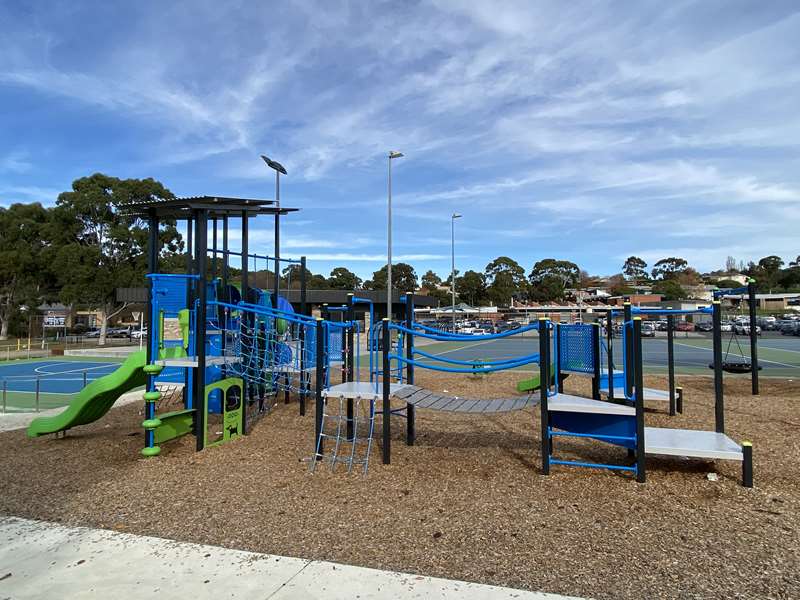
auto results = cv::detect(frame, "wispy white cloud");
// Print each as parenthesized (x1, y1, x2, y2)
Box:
(2, 1, 799, 278)
(0, 185, 62, 206)
(0, 151, 32, 173)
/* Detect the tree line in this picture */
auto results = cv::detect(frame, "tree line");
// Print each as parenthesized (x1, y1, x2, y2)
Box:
(3, 173, 798, 342)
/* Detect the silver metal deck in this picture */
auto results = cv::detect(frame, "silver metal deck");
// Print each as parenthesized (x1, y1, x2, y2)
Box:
(156, 356, 241, 368)
(547, 393, 635, 416)
(644, 427, 743, 461)
(600, 385, 670, 402)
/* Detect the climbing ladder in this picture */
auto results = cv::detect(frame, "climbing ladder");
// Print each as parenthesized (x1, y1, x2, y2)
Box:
(310, 393, 376, 475)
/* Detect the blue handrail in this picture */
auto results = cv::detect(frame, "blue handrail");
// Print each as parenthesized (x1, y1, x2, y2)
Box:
(394, 321, 539, 341)
(390, 352, 539, 373)
(412, 347, 540, 367)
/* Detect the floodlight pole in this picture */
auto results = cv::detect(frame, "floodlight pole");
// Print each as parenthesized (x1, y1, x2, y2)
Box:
(261, 154, 287, 308)
(451, 213, 462, 333)
(274, 170, 280, 306)
(387, 151, 403, 321)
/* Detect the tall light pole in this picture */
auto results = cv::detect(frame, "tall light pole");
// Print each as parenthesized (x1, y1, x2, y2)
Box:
(261, 154, 287, 308)
(387, 150, 403, 321)
(451, 213, 462, 332)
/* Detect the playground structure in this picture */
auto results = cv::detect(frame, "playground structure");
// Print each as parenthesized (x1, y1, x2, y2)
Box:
(21, 194, 755, 486)
(312, 297, 545, 472)
(27, 196, 320, 453)
(540, 303, 753, 486)
(132, 196, 315, 456)
(313, 294, 755, 485)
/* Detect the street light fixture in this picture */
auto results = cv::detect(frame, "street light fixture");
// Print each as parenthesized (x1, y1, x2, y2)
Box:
(387, 150, 404, 321)
(261, 155, 287, 307)
(451, 213, 462, 333)
(19, 305, 32, 351)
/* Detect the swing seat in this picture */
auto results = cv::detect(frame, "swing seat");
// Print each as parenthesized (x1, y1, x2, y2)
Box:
(708, 362, 762, 374)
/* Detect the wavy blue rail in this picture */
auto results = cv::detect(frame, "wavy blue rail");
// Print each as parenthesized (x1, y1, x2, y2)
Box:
(411, 346, 540, 367)
(390, 352, 540, 374)
(397, 321, 539, 341)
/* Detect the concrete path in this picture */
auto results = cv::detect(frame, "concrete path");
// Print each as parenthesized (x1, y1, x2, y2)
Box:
(0, 517, 581, 600)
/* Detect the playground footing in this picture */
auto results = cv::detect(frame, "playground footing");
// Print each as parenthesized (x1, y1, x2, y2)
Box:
(0, 516, 580, 600)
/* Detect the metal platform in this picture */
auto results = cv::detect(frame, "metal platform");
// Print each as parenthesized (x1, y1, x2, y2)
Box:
(155, 356, 241, 368)
(644, 427, 743, 461)
(600, 385, 670, 402)
(322, 381, 410, 400)
(547, 393, 635, 416)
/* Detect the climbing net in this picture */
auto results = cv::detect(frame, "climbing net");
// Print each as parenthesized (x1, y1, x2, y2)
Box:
(205, 302, 359, 404)
(205, 302, 319, 415)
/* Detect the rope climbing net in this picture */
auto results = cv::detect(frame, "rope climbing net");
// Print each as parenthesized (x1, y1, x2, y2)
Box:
(205, 302, 320, 411)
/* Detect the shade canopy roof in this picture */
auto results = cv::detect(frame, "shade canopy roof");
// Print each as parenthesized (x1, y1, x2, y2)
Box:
(120, 195, 299, 219)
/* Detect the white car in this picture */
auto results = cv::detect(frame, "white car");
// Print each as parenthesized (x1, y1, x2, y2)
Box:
(720, 323, 734, 333)
(735, 324, 761, 336)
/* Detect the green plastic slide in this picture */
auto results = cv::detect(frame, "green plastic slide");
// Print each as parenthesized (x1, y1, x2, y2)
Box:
(27, 350, 149, 438)
(516, 365, 568, 393)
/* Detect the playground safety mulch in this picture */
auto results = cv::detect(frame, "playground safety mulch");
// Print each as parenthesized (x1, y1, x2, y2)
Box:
(0, 374, 798, 600)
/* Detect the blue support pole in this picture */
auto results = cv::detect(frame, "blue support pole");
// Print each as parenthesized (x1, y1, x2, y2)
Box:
(633, 317, 646, 483)
(539, 318, 550, 475)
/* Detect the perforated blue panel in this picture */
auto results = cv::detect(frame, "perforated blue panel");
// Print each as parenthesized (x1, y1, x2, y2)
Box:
(328, 328, 344, 361)
(558, 324, 595, 374)
(151, 276, 188, 316)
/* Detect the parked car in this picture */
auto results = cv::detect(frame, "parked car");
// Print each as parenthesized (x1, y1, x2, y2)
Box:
(720, 322, 734, 333)
(84, 329, 101, 338)
(695, 321, 713, 332)
(107, 327, 131, 338)
(758, 316, 777, 330)
(674, 321, 695, 332)
(655, 320, 668, 332)
(478, 320, 496, 333)
(735, 324, 761, 336)
(641, 323, 656, 337)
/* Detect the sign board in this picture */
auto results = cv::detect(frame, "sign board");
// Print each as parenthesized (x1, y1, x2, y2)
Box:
(131, 312, 142, 321)
(44, 313, 66, 328)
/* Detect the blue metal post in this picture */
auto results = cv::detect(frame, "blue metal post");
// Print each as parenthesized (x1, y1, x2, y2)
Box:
(405, 292, 415, 446)
(382, 318, 391, 464)
(624, 302, 633, 399)
(633, 317, 646, 483)
(712, 301, 724, 433)
(539, 318, 550, 475)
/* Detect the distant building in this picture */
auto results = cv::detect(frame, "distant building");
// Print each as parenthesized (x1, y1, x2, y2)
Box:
(703, 271, 749, 285)
(607, 294, 663, 306)
(722, 292, 800, 311)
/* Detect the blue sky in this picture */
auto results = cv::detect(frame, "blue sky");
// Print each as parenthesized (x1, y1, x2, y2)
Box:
(2, 1, 800, 281)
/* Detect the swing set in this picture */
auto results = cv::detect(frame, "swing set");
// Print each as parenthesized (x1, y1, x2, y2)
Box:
(711, 279, 761, 389)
